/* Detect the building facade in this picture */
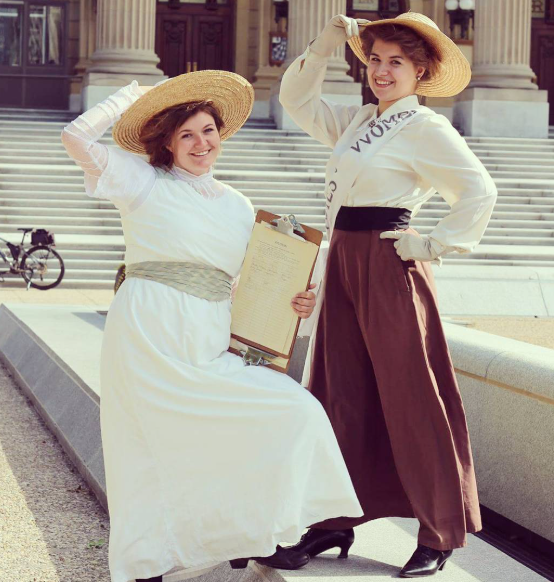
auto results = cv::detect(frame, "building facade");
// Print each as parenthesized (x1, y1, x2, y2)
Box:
(0, 0, 552, 134)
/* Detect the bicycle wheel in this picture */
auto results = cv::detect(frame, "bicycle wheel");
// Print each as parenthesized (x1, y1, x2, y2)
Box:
(21, 245, 65, 290)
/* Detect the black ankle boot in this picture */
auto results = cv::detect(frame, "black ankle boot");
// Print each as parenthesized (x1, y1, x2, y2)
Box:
(399, 545, 453, 578)
(136, 576, 163, 582)
(288, 527, 355, 559)
(254, 545, 310, 570)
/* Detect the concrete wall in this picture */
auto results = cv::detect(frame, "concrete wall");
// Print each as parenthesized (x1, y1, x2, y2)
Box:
(444, 322, 554, 544)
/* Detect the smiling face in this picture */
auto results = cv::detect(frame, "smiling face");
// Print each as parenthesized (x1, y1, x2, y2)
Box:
(166, 111, 222, 176)
(367, 38, 426, 114)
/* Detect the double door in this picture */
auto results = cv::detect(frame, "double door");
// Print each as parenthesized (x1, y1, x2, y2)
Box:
(0, 0, 69, 108)
(531, 3, 554, 125)
(155, 2, 234, 78)
(345, 0, 407, 105)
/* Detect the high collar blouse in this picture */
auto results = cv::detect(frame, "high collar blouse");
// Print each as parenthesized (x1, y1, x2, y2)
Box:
(279, 47, 498, 253)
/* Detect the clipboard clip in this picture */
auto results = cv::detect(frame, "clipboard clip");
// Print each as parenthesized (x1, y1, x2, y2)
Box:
(240, 346, 276, 367)
(270, 214, 306, 241)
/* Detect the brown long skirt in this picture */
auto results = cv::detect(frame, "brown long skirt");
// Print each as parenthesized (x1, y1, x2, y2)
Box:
(309, 228, 482, 550)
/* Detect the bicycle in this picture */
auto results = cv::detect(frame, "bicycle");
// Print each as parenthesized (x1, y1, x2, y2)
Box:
(0, 228, 65, 290)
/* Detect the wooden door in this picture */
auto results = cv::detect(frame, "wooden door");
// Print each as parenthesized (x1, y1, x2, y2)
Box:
(191, 13, 233, 71)
(156, 1, 235, 76)
(531, 2, 554, 125)
(0, 0, 69, 109)
(156, 12, 193, 77)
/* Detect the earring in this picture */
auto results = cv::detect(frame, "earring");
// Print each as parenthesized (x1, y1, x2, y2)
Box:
(416, 76, 421, 81)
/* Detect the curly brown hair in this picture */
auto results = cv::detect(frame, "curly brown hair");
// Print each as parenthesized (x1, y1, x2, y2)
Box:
(360, 24, 441, 82)
(139, 101, 225, 169)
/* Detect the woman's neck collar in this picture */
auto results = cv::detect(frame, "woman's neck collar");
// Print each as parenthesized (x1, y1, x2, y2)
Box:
(377, 94, 419, 117)
(171, 164, 213, 181)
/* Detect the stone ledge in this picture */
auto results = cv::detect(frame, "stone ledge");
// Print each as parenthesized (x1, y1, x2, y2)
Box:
(456, 87, 549, 103)
(0, 304, 106, 509)
(0, 304, 551, 581)
(444, 322, 554, 545)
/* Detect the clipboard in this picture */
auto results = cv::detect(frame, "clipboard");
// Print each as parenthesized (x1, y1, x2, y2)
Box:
(229, 210, 323, 373)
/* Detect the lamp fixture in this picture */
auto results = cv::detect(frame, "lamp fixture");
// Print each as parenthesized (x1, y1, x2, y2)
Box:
(445, 0, 474, 40)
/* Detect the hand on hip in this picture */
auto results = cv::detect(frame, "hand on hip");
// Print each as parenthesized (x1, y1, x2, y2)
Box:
(380, 231, 444, 264)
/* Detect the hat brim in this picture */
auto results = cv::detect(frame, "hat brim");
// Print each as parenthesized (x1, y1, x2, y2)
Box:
(347, 18, 471, 98)
(113, 70, 254, 154)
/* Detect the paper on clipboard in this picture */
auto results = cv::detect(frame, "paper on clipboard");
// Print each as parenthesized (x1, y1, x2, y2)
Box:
(230, 211, 322, 371)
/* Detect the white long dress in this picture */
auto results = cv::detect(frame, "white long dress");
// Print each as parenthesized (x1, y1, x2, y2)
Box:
(62, 83, 363, 582)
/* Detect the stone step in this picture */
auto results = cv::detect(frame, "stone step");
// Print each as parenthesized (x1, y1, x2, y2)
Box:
(0, 165, 328, 183)
(465, 135, 554, 145)
(52, 249, 124, 260)
(0, 223, 123, 235)
(1, 187, 553, 206)
(2, 223, 553, 246)
(3, 154, 554, 177)
(4, 205, 554, 226)
(3, 197, 553, 216)
(0, 196, 114, 207)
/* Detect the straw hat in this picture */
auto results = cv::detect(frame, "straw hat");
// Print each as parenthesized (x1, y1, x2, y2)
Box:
(347, 12, 471, 98)
(113, 70, 254, 154)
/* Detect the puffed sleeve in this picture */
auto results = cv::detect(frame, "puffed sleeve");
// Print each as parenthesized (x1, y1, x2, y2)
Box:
(61, 81, 156, 215)
(412, 114, 497, 253)
(279, 47, 368, 148)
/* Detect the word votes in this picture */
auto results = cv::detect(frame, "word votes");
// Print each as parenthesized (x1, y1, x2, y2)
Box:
(350, 110, 418, 153)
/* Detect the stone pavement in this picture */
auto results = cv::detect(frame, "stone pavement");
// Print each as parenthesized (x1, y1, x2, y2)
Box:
(0, 362, 111, 582)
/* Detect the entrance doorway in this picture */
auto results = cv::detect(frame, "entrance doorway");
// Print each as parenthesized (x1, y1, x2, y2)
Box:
(531, 1, 554, 125)
(0, 0, 69, 109)
(345, 0, 407, 105)
(155, 0, 235, 78)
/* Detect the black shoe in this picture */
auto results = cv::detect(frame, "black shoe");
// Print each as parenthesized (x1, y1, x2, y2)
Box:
(230, 558, 250, 569)
(254, 545, 310, 570)
(399, 545, 453, 578)
(288, 527, 355, 559)
(136, 577, 163, 582)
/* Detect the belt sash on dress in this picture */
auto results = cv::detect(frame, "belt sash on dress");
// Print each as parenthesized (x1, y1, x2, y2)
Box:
(126, 261, 233, 301)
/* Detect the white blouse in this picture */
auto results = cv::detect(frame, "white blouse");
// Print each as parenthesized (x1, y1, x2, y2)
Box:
(279, 47, 498, 253)
(60, 81, 227, 216)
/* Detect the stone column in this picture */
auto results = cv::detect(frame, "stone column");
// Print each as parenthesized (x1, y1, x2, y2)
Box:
(74, 0, 95, 79)
(470, 0, 536, 89)
(453, 0, 549, 137)
(82, 0, 165, 109)
(252, 0, 284, 118)
(271, 0, 362, 129)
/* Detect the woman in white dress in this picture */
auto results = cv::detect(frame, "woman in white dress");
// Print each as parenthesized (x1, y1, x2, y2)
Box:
(61, 71, 363, 582)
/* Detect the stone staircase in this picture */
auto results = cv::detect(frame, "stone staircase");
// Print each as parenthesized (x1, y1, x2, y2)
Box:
(1, 108, 553, 288)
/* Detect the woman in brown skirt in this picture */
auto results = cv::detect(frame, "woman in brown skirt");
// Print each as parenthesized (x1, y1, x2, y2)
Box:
(279, 12, 497, 578)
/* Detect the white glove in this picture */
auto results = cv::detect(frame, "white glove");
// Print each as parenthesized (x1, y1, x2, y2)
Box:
(380, 231, 447, 264)
(309, 14, 369, 58)
(136, 77, 170, 97)
(96, 80, 145, 121)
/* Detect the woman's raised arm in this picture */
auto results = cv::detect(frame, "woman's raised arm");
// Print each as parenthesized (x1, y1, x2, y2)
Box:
(61, 81, 155, 211)
(279, 15, 371, 148)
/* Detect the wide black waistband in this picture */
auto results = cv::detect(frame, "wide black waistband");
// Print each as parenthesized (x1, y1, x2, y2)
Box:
(334, 206, 412, 231)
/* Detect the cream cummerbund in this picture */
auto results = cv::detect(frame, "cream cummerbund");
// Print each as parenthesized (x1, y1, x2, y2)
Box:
(125, 261, 233, 301)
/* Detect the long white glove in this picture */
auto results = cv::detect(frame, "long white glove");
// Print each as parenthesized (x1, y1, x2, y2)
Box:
(380, 231, 447, 264)
(309, 14, 369, 58)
